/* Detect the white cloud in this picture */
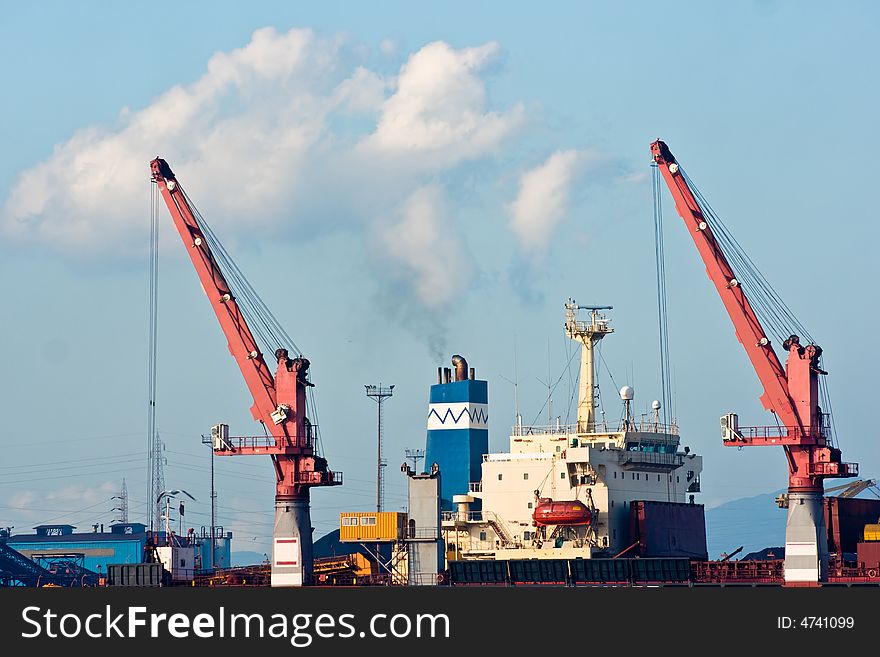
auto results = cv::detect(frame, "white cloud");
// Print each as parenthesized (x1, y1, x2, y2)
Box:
(508, 149, 584, 259)
(362, 41, 525, 168)
(1, 28, 527, 315)
(381, 185, 471, 309)
(2, 27, 342, 250)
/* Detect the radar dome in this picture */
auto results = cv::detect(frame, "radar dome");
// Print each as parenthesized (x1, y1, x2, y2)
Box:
(652, 400, 661, 410)
(619, 386, 634, 401)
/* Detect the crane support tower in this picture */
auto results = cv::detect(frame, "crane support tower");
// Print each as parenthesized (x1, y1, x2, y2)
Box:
(650, 140, 857, 584)
(150, 158, 342, 587)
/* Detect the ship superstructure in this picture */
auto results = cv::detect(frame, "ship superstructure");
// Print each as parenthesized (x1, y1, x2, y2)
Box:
(442, 301, 704, 560)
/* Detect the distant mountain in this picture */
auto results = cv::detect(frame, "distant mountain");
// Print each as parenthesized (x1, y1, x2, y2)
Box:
(704, 490, 785, 559)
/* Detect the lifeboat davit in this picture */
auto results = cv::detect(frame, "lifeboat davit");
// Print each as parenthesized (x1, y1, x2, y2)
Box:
(532, 498, 592, 527)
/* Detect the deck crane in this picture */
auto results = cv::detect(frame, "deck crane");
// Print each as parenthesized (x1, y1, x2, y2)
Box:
(150, 158, 342, 587)
(650, 140, 858, 584)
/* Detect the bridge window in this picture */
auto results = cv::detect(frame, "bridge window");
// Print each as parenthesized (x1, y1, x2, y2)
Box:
(341, 517, 358, 526)
(360, 516, 377, 526)
(479, 531, 487, 541)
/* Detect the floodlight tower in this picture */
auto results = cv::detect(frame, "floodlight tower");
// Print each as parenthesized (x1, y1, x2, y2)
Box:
(365, 384, 395, 512)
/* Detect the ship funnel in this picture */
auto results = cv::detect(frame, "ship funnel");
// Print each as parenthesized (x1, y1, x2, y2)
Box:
(452, 355, 469, 382)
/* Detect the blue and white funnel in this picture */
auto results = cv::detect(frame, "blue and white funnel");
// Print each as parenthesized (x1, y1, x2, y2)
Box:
(425, 355, 488, 511)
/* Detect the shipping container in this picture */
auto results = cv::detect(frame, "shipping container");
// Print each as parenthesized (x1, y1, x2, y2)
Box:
(339, 512, 407, 542)
(824, 497, 880, 554)
(856, 542, 880, 572)
(862, 524, 880, 542)
(107, 563, 168, 587)
(629, 501, 708, 559)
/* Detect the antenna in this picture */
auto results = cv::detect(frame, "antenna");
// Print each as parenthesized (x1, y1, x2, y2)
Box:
(495, 333, 523, 434)
(365, 384, 394, 512)
(514, 334, 520, 430)
(535, 338, 553, 427)
(547, 338, 552, 426)
(404, 448, 425, 473)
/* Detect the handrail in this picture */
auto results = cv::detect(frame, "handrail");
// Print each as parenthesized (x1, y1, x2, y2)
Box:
(512, 419, 679, 436)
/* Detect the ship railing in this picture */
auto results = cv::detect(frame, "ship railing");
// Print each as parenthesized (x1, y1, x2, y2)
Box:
(216, 431, 317, 451)
(460, 540, 504, 552)
(406, 528, 440, 541)
(468, 482, 482, 493)
(618, 451, 684, 469)
(728, 413, 833, 443)
(441, 511, 484, 523)
(512, 418, 679, 437)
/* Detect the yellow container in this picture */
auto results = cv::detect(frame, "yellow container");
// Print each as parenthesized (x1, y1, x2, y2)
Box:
(339, 512, 407, 542)
(864, 524, 880, 542)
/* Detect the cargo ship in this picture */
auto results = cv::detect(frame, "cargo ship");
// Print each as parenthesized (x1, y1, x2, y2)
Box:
(433, 301, 706, 564)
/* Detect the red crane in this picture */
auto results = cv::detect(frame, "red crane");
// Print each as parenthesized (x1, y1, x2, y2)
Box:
(150, 157, 341, 587)
(650, 140, 857, 584)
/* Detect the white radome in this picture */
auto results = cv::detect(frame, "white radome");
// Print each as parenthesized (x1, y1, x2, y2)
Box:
(652, 400, 661, 410)
(619, 386, 634, 401)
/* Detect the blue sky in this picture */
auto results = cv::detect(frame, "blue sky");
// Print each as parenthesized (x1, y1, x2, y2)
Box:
(1, 1, 877, 554)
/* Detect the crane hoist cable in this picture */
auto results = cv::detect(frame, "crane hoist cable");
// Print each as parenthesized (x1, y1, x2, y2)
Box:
(181, 189, 303, 359)
(679, 168, 813, 346)
(177, 189, 328, 449)
(675, 166, 838, 447)
(651, 163, 673, 426)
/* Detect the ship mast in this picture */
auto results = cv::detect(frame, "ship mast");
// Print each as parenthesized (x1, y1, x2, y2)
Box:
(564, 300, 613, 433)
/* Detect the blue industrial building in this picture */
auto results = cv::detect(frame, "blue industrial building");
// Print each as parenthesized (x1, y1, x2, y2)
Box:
(7, 523, 149, 575)
(6, 523, 233, 575)
(425, 355, 488, 511)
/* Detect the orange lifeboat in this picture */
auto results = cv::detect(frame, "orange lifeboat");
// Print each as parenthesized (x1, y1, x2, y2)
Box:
(532, 498, 592, 527)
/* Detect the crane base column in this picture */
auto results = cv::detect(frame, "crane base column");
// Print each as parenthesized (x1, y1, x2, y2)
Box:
(783, 491, 828, 584)
(271, 497, 313, 587)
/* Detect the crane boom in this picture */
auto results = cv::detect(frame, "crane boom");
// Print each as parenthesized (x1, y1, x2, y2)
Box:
(651, 139, 857, 584)
(150, 157, 341, 587)
(650, 141, 803, 430)
(149, 158, 283, 433)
